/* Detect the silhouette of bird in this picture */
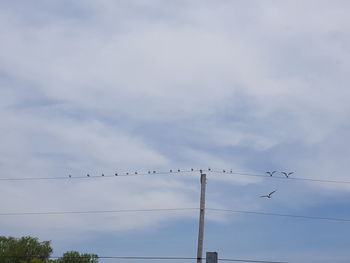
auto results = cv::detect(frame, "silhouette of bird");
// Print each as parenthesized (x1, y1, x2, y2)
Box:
(282, 172, 294, 178)
(115, 173, 118, 176)
(148, 171, 151, 174)
(177, 169, 180, 172)
(135, 172, 138, 175)
(87, 174, 90, 177)
(170, 169, 172, 173)
(260, 190, 277, 198)
(208, 168, 211, 171)
(102, 173, 104, 177)
(223, 169, 226, 173)
(126, 172, 129, 175)
(153, 171, 156, 173)
(191, 168, 194, 171)
(266, 171, 276, 176)
(69, 175, 72, 178)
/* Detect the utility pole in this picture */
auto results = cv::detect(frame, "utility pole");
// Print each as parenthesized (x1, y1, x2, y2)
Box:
(196, 170, 207, 263)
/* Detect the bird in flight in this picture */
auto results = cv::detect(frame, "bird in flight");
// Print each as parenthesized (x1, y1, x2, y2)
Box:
(282, 172, 294, 178)
(266, 171, 276, 176)
(260, 190, 277, 198)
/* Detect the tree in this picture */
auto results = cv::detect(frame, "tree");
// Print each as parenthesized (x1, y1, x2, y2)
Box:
(0, 236, 52, 263)
(51, 251, 98, 263)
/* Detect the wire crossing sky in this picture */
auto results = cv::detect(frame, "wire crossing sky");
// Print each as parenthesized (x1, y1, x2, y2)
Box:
(1, 168, 350, 185)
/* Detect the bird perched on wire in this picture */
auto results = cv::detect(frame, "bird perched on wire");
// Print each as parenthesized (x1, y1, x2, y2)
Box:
(282, 172, 294, 178)
(260, 190, 277, 198)
(266, 171, 276, 176)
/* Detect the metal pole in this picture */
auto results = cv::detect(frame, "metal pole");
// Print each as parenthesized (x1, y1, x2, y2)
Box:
(196, 170, 207, 263)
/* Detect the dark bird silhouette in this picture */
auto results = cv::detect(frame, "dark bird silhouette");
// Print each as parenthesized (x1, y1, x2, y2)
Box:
(102, 173, 104, 177)
(126, 172, 129, 175)
(87, 174, 90, 177)
(170, 169, 172, 173)
(223, 169, 226, 173)
(208, 168, 211, 171)
(177, 169, 180, 172)
(69, 175, 72, 178)
(148, 171, 151, 174)
(115, 173, 118, 176)
(260, 190, 277, 198)
(266, 171, 277, 176)
(135, 172, 138, 175)
(191, 168, 194, 171)
(153, 171, 156, 173)
(282, 172, 294, 178)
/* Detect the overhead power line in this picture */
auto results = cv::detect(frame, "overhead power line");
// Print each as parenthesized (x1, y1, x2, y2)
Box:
(207, 169, 350, 184)
(206, 208, 350, 223)
(0, 168, 349, 185)
(0, 169, 200, 181)
(218, 259, 286, 263)
(0, 208, 197, 216)
(0, 207, 349, 223)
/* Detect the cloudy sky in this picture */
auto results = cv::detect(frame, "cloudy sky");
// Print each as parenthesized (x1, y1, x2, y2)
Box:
(1, 1, 350, 262)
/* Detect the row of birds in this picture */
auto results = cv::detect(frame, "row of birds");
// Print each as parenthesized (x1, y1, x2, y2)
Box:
(262, 171, 294, 199)
(68, 169, 294, 178)
(69, 169, 187, 178)
(68, 169, 293, 200)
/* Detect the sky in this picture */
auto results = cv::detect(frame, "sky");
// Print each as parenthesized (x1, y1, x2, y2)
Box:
(1, 0, 350, 262)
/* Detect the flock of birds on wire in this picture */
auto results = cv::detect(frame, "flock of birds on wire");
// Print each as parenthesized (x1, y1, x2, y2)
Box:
(68, 168, 294, 200)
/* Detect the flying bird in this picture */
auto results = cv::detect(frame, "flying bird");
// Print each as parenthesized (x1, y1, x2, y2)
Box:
(266, 171, 277, 176)
(260, 190, 277, 198)
(282, 172, 294, 178)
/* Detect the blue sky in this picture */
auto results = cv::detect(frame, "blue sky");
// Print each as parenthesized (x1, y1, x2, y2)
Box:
(1, 1, 350, 262)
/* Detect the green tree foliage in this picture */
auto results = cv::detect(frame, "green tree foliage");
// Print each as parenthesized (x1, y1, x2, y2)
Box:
(0, 236, 52, 263)
(51, 251, 98, 263)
